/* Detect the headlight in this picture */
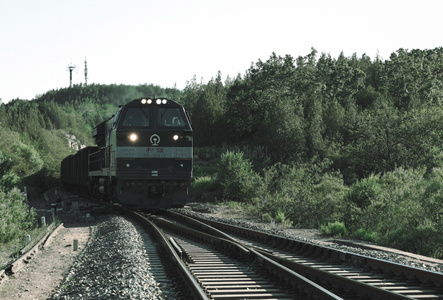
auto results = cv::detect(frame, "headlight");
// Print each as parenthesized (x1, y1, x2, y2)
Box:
(162, 99, 168, 104)
(141, 98, 152, 104)
(156, 99, 162, 105)
(173, 134, 179, 141)
(129, 133, 138, 142)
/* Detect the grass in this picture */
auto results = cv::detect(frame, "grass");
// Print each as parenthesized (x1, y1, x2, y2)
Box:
(0, 225, 48, 269)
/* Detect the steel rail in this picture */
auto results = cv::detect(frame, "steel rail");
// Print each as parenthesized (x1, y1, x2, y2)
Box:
(122, 209, 209, 299)
(153, 213, 343, 299)
(169, 210, 443, 299)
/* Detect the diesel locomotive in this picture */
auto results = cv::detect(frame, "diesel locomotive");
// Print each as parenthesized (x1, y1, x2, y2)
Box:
(61, 98, 193, 209)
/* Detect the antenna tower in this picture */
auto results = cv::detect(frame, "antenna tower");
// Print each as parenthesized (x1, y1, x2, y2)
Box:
(67, 63, 76, 87)
(84, 58, 88, 86)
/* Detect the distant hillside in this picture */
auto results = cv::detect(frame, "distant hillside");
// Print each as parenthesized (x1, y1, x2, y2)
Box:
(36, 83, 182, 107)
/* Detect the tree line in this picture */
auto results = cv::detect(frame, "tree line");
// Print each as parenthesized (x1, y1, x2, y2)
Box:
(182, 48, 443, 184)
(185, 47, 443, 258)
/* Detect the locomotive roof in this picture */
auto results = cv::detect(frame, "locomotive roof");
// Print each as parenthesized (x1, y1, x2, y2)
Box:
(94, 98, 184, 130)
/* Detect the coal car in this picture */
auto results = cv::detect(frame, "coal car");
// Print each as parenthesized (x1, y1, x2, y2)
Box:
(61, 98, 193, 209)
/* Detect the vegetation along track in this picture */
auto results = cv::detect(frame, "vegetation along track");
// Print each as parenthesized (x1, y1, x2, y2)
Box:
(158, 210, 443, 299)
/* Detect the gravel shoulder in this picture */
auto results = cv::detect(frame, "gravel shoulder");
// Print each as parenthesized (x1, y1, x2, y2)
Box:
(181, 202, 443, 273)
(0, 215, 90, 300)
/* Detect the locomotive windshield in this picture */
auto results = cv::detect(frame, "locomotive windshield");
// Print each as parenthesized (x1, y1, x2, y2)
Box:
(158, 108, 186, 128)
(121, 107, 150, 127)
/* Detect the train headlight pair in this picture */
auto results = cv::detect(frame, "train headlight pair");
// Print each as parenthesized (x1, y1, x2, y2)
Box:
(141, 99, 152, 104)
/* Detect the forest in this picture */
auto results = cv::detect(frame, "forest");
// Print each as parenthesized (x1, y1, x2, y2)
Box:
(1, 47, 443, 258)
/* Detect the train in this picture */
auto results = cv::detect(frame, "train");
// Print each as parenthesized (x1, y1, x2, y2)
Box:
(61, 98, 193, 209)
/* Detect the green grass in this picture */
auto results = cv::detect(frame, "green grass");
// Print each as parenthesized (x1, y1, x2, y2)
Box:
(0, 225, 47, 269)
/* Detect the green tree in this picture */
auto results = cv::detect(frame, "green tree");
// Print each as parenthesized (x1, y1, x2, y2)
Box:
(0, 188, 36, 243)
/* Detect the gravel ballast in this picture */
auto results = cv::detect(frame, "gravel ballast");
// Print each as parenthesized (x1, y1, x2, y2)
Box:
(50, 203, 442, 300)
(177, 204, 443, 274)
(52, 215, 166, 300)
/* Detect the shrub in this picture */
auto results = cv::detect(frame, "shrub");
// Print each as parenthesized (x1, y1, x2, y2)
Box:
(343, 175, 381, 232)
(0, 188, 36, 243)
(321, 221, 348, 237)
(217, 151, 263, 202)
(262, 213, 272, 223)
(352, 228, 378, 243)
(275, 211, 286, 224)
(0, 151, 21, 192)
(191, 176, 218, 199)
(383, 223, 443, 258)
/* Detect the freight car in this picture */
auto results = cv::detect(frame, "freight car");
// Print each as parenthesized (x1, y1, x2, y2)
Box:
(61, 98, 193, 209)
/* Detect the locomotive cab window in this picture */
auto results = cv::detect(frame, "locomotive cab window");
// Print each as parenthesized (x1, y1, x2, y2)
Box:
(121, 108, 150, 127)
(158, 108, 186, 128)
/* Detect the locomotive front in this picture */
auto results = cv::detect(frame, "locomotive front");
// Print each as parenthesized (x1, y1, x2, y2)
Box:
(113, 98, 193, 209)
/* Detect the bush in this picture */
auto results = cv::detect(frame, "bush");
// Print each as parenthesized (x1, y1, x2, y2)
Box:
(191, 176, 219, 199)
(259, 162, 346, 228)
(343, 175, 381, 232)
(0, 188, 36, 243)
(262, 213, 272, 223)
(217, 151, 263, 202)
(383, 223, 443, 258)
(352, 228, 378, 243)
(321, 221, 348, 237)
(337, 167, 443, 258)
(0, 151, 21, 192)
(275, 211, 286, 224)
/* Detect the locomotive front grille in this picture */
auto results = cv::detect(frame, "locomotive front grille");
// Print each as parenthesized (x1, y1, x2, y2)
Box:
(117, 169, 191, 180)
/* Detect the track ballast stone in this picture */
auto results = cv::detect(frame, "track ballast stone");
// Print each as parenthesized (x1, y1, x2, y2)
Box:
(52, 215, 165, 300)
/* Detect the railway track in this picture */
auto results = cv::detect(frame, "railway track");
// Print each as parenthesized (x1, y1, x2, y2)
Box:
(149, 211, 340, 299)
(152, 210, 443, 299)
(19, 193, 441, 299)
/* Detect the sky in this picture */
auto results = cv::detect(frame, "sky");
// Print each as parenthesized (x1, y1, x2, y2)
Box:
(1, 0, 442, 103)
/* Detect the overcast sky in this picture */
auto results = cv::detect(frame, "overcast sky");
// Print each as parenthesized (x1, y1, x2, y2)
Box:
(1, 0, 441, 102)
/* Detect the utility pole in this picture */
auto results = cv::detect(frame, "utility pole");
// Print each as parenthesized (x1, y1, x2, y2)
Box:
(67, 63, 76, 87)
(84, 58, 88, 86)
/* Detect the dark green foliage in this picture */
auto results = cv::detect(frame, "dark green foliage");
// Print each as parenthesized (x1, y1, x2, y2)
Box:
(186, 47, 443, 257)
(321, 221, 348, 238)
(217, 151, 263, 202)
(181, 73, 228, 145)
(0, 188, 36, 243)
(0, 151, 21, 192)
(187, 47, 443, 179)
(340, 167, 443, 257)
(258, 161, 346, 228)
(352, 228, 377, 243)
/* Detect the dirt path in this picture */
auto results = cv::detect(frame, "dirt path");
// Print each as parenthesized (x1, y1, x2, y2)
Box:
(0, 220, 90, 300)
